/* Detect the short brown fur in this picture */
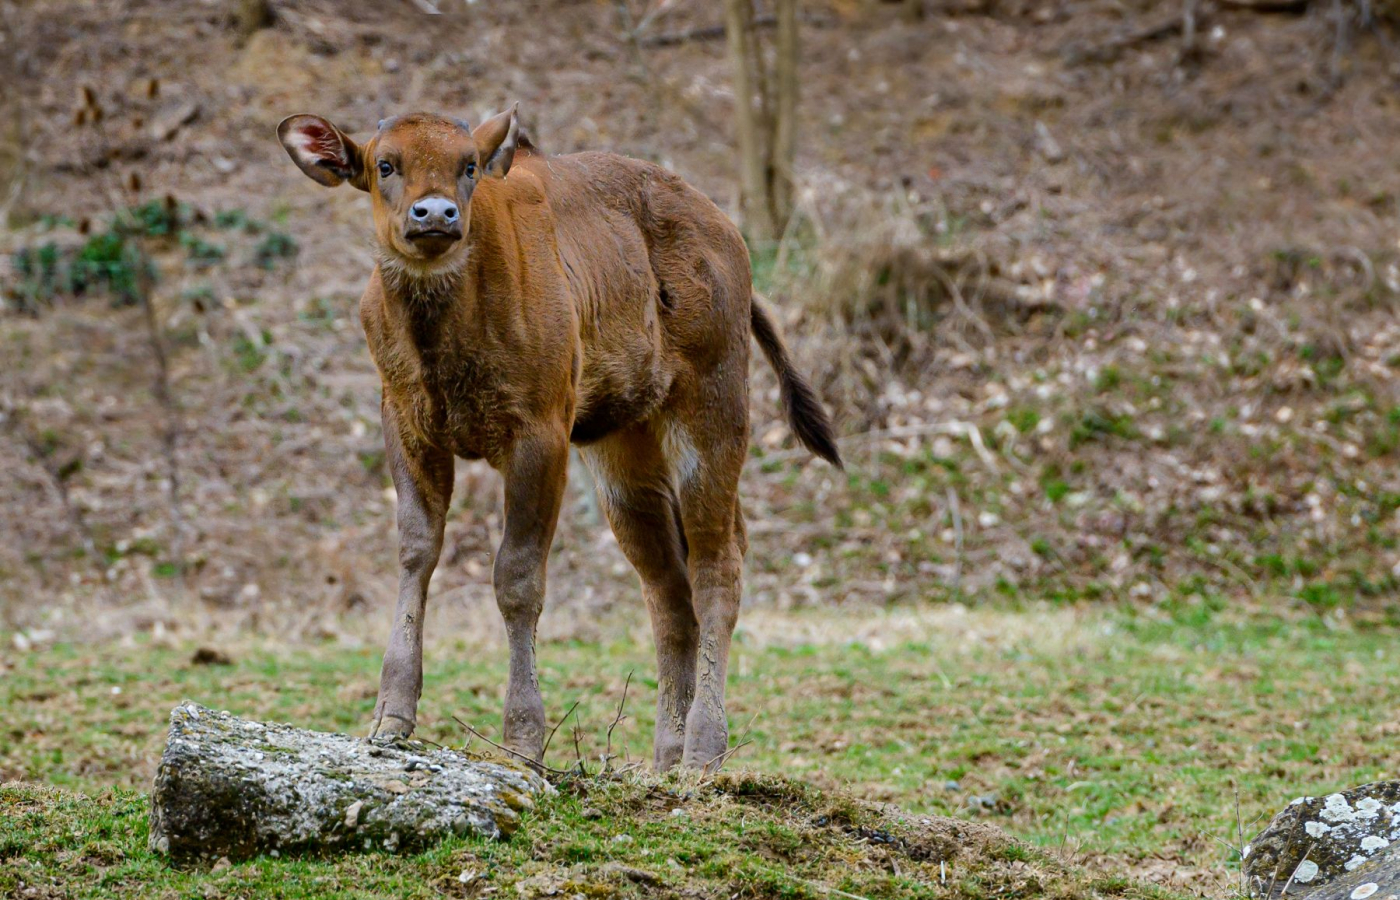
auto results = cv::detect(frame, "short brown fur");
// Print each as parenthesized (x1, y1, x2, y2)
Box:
(277, 107, 839, 770)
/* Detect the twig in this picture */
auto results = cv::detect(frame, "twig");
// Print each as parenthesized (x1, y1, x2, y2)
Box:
(1182, 0, 1200, 58)
(614, 0, 663, 135)
(604, 670, 634, 769)
(572, 719, 587, 772)
(1062, 13, 1188, 65)
(623, 0, 683, 42)
(946, 487, 963, 596)
(1330, 0, 1349, 86)
(451, 715, 569, 777)
(1277, 842, 1314, 898)
(541, 700, 581, 766)
(636, 0, 683, 34)
(757, 421, 1001, 467)
(101, 188, 187, 581)
(136, 256, 186, 566)
(1217, 0, 1306, 9)
(1262, 835, 1287, 900)
(706, 738, 755, 773)
(704, 711, 760, 772)
(792, 877, 873, 900)
(1235, 787, 1247, 898)
(6, 403, 95, 556)
(641, 14, 774, 47)
(930, 263, 995, 345)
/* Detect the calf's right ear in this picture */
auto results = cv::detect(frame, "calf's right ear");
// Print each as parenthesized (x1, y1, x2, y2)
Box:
(277, 115, 367, 190)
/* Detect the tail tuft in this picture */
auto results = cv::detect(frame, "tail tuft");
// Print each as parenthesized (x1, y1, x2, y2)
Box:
(750, 298, 843, 468)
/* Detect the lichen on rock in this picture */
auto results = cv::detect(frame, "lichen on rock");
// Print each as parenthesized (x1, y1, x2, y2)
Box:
(1244, 783, 1400, 899)
(148, 701, 550, 861)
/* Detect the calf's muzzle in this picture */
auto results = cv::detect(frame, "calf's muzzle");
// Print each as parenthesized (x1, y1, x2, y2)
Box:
(406, 196, 463, 244)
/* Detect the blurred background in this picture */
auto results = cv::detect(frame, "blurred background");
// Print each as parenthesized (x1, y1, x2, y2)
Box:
(6, 3, 1400, 888)
(4, 0, 1399, 639)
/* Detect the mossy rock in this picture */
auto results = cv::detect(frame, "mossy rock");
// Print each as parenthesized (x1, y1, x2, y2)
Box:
(148, 701, 550, 861)
(1244, 783, 1400, 898)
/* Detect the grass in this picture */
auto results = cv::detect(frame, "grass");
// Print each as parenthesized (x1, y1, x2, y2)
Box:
(0, 772, 1169, 900)
(3, 606, 1397, 897)
(5, 200, 296, 313)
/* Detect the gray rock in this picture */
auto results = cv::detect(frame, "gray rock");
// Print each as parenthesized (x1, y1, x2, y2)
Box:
(1244, 783, 1400, 898)
(1299, 848, 1400, 900)
(149, 701, 549, 861)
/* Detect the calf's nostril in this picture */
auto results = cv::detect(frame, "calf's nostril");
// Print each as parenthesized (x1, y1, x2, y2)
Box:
(411, 205, 428, 220)
(444, 206, 458, 221)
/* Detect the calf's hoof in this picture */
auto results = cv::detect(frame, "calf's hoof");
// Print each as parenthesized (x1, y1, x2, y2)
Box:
(369, 711, 416, 743)
(681, 726, 731, 773)
(653, 735, 685, 772)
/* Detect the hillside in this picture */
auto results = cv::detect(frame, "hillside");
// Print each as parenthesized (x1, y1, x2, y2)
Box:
(2, 0, 1399, 635)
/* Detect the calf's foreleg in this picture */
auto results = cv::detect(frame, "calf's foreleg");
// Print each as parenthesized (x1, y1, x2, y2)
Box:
(493, 429, 569, 762)
(371, 404, 454, 740)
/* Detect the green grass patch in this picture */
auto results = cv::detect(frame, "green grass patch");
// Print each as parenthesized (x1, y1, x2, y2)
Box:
(2, 608, 1395, 898)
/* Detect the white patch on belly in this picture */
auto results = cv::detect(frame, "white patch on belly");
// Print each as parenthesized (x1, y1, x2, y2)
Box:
(579, 449, 624, 512)
(661, 422, 701, 487)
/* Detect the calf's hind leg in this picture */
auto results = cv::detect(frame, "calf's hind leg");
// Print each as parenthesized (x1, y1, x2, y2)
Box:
(583, 425, 698, 771)
(676, 425, 748, 772)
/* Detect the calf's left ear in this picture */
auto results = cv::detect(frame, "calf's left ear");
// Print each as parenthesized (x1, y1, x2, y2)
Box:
(472, 103, 520, 179)
(277, 115, 368, 191)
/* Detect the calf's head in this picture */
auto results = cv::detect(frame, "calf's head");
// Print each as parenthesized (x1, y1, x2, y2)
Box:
(277, 106, 520, 274)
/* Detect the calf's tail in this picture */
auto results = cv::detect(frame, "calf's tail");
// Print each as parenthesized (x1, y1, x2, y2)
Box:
(749, 296, 844, 469)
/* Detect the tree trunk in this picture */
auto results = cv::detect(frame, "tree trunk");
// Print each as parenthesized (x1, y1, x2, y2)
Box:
(148, 702, 549, 861)
(771, 0, 799, 234)
(724, 0, 777, 242)
(236, 0, 273, 39)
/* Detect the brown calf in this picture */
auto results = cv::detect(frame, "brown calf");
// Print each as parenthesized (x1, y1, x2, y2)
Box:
(277, 107, 841, 771)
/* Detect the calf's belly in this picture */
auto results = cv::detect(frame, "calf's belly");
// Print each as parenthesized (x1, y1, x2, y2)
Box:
(569, 366, 672, 445)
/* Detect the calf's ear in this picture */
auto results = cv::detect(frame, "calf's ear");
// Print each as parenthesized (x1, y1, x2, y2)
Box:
(472, 104, 519, 179)
(277, 115, 367, 190)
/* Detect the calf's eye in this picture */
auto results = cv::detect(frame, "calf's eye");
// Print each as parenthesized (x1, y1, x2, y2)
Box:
(378, 161, 394, 178)
(465, 162, 476, 178)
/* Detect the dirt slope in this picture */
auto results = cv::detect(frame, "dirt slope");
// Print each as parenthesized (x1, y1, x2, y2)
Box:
(2, 0, 1399, 636)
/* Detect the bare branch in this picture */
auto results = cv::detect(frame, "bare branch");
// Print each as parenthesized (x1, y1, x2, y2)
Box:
(451, 715, 570, 777)
(541, 700, 580, 766)
(642, 14, 774, 47)
(604, 670, 634, 769)
(946, 487, 963, 596)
